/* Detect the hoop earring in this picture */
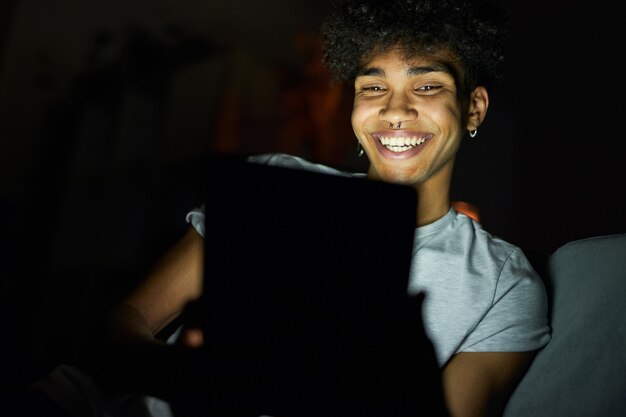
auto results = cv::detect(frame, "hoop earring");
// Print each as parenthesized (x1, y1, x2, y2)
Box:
(357, 142, 364, 157)
(469, 129, 478, 138)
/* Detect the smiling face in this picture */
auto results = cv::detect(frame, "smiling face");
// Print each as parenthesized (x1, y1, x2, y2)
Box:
(352, 49, 487, 197)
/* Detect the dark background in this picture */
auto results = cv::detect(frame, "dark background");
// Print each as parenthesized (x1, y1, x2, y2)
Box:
(1, 0, 625, 392)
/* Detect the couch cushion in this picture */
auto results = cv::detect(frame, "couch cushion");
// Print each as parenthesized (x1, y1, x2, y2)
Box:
(503, 233, 626, 417)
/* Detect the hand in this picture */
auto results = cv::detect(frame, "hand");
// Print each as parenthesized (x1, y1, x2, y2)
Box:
(178, 326, 204, 348)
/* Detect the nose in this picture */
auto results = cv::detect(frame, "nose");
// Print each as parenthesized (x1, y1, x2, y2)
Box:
(379, 92, 418, 126)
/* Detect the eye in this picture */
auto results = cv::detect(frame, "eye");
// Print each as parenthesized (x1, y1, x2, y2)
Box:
(416, 84, 443, 93)
(355, 84, 387, 97)
(362, 86, 386, 92)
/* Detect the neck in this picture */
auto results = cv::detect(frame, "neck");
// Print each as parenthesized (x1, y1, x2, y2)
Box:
(413, 163, 453, 227)
(415, 192, 450, 227)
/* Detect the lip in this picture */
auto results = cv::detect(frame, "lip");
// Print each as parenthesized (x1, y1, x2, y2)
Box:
(371, 130, 434, 159)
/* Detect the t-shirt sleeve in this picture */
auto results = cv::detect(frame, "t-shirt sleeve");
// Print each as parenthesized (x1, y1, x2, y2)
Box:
(459, 248, 552, 353)
(185, 205, 206, 238)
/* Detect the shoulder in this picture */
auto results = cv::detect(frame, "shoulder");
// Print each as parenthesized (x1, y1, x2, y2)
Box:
(414, 210, 551, 363)
(451, 212, 551, 341)
(451, 211, 530, 276)
(411, 209, 535, 300)
(417, 210, 525, 272)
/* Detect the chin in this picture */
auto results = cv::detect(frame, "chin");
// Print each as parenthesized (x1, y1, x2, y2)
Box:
(386, 177, 417, 186)
(371, 169, 421, 187)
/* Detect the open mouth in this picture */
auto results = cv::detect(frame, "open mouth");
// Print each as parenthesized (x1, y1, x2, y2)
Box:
(378, 135, 428, 153)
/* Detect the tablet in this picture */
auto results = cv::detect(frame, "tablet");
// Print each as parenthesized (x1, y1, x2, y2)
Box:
(178, 153, 446, 417)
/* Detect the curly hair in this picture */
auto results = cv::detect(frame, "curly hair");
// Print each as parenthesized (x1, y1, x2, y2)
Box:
(320, 0, 510, 93)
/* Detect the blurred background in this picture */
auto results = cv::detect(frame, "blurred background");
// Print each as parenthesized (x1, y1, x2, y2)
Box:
(1, 0, 625, 393)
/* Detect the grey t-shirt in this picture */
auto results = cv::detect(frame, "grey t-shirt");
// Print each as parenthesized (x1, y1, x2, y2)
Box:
(187, 153, 551, 367)
(407, 208, 551, 366)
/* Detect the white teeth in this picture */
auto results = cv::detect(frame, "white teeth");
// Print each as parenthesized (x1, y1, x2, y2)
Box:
(379, 136, 426, 152)
(387, 145, 412, 152)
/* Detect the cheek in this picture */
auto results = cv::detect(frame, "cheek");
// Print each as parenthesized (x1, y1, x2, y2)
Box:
(350, 111, 358, 136)
(350, 111, 359, 129)
(352, 99, 378, 121)
(351, 103, 366, 133)
(430, 102, 463, 132)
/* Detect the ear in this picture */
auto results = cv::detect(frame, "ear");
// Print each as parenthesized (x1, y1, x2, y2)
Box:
(465, 86, 489, 133)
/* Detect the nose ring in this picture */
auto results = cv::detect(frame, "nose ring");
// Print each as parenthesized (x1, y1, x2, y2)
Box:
(389, 122, 402, 129)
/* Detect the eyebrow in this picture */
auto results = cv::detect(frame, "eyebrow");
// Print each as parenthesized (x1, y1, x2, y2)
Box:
(357, 64, 451, 78)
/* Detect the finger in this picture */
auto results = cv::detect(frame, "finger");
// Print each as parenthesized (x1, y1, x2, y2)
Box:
(180, 327, 204, 348)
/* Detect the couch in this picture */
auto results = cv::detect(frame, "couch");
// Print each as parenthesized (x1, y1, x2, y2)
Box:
(503, 233, 626, 417)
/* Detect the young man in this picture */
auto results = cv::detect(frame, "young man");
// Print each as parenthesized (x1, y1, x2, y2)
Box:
(32, 1, 550, 417)
(314, 2, 550, 415)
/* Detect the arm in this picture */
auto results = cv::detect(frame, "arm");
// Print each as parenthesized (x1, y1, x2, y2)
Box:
(119, 225, 204, 338)
(87, 226, 206, 397)
(441, 350, 535, 417)
(439, 245, 549, 417)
